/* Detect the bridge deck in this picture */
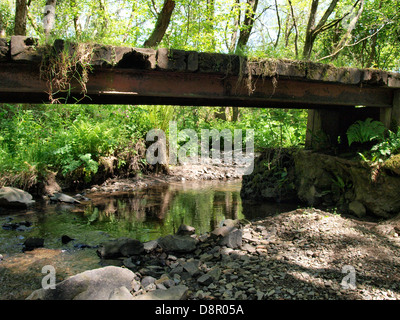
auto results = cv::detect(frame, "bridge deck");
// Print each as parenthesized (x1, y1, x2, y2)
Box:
(0, 36, 399, 108)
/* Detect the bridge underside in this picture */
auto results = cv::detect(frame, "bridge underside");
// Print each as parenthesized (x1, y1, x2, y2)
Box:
(0, 63, 396, 109)
(1, 36, 400, 149)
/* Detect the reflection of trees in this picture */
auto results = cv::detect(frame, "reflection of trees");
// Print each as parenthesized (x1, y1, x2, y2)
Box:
(84, 182, 244, 241)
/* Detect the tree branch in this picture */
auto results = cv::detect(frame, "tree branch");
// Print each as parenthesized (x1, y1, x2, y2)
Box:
(316, 21, 390, 62)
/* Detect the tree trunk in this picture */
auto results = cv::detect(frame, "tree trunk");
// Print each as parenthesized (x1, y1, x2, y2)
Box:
(143, 0, 175, 48)
(43, 0, 57, 38)
(302, 0, 339, 60)
(207, 0, 216, 50)
(215, 107, 227, 121)
(228, 0, 240, 52)
(235, 0, 259, 53)
(287, 0, 299, 58)
(331, 0, 364, 61)
(303, 0, 319, 60)
(14, 0, 28, 35)
(232, 106, 240, 122)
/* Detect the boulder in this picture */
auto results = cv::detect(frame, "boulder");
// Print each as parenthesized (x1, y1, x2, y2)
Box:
(0, 187, 35, 209)
(97, 237, 144, 258)
(26, 266, 137, 300)
(108, 286, 134, 300)
(157, 235, 197, 253)
(120, 239, 145, 256)
(383, 154, 400, 176)
(348, 201, 367, 218)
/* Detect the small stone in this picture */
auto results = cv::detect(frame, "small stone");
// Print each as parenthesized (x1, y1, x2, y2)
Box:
(195, 290, 205, 299)
(156, 283, 167, 290)
(173, 274, 181, 284)
(197, 274, 213, 286)
(132, 279, 141, 292)
(141, 276, 156, 288)
(23, 237, 44, 251)
(219, 228, 243, 249)
(207, 267, 221, 281)
(132, 285, 189, 300)
(234, 290, 244, 299)
(200, 252, 214, 262)
(208, 283, 217, 290)
(181, 260, 200, 276)
(143, 240, 158, 252)
(267, 289, 275, 296)
(61, 235, 74, 244)
(176, 224, 196, 236)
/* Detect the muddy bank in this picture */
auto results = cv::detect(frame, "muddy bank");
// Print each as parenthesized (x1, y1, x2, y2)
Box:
(84, 161, 244, 195)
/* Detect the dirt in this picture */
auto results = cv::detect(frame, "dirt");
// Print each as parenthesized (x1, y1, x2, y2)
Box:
(229, 208, 400, 300)
(85, 161, 244, 194)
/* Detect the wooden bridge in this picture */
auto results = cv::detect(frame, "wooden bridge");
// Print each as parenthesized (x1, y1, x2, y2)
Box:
(1, 36, 400, 149)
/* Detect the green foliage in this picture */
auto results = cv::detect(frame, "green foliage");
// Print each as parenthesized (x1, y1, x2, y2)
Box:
(0, 103, 308, 189)
(0, 104, 153, 188)
(0, 0, 14, 36)
(346, 118, 386, 146)
(358, 128, 400, 163)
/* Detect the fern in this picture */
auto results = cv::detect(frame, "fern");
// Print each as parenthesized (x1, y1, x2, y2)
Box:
(346, 118, 385, 146)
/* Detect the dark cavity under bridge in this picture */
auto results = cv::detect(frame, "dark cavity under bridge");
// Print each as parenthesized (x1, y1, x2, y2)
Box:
(1, 35, 400, 148)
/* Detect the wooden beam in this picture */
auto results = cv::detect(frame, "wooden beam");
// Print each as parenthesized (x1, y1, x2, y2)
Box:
(391, 90, 400, 130)
(0, 63, 395, 108)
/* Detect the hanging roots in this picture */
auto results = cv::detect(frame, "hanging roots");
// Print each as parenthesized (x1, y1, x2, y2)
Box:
(40, 41, 94, 104)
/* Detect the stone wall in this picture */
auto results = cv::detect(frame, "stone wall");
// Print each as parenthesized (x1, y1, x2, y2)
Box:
(241, 149, 400, 218)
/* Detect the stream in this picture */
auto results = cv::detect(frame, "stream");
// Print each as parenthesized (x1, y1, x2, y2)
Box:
(0, 179, 297, 299)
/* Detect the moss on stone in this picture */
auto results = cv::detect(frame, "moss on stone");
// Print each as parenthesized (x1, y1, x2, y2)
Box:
(383, 154, 400, 175)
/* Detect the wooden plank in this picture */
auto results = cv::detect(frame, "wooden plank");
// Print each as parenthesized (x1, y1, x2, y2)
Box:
(305, 109, 321, 149)
(0, 63, 395, 108)
(380, 108, 392, 129)
(391, 90, 400, 130)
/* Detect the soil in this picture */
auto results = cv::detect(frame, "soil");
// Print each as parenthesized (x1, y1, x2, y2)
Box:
(84, 161, 244, 194)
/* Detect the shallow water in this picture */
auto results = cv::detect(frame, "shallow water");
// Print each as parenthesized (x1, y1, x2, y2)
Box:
(0, 179, 297, 299)
(0, 180, 296, 255)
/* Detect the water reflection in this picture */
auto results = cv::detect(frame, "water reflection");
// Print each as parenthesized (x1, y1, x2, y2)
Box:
(0, 180, 301, 299)
(0, 180, 299, 254)
(85, 180, 245, 242)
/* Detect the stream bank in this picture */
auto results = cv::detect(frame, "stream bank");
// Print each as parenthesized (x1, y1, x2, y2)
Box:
(23, 208, 400, 300)
(241, 148, 400, 219)
(2, 151, 400, 300)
